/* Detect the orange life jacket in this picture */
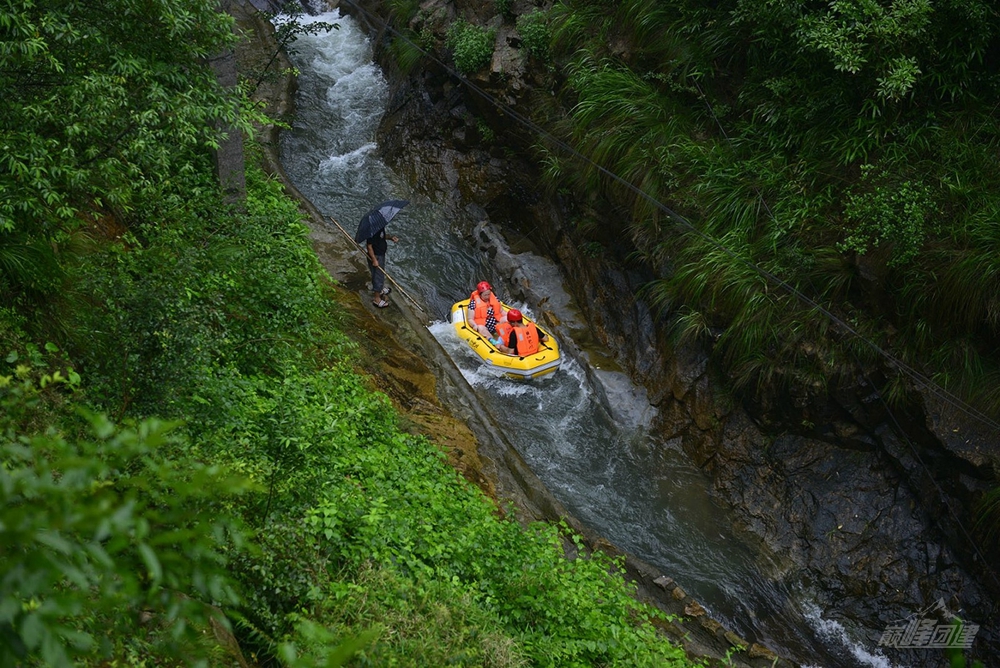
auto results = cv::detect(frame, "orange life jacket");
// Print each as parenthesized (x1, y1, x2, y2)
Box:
(513, 322, 541, 356)
(494, 321, 514, 348)
(468, 290, 503, 326)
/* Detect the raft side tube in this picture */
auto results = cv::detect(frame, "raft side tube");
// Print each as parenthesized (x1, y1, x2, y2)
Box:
(450, 300, 561, 380)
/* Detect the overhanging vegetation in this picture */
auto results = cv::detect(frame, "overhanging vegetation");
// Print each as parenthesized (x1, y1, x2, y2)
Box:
(535, 0, 1000, 416)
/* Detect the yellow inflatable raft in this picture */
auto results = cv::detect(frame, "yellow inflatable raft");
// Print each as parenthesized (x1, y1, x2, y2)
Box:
(450, 300, 561, 380)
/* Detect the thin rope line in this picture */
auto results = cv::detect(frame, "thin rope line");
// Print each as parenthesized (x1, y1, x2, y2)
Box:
(699, 58, 1000, 589)
(856, 360, 1000, 593)
(695, 50, 1000, 592)
(337, 0, 1000, 434)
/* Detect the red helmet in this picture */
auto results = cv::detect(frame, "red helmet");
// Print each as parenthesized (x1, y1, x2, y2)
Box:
(507, 309, 522, 322)
(476, 281, 492, 294)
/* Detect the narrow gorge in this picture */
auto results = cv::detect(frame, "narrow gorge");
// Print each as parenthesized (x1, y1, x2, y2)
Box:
(262, 1, 999, 665)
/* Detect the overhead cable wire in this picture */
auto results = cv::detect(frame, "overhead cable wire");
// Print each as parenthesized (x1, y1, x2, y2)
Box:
(860, 358, 1000, 592)
(692, 72, 1000, 591)
(339, 0, 1000, 435)
(697, 60, 1000, 589)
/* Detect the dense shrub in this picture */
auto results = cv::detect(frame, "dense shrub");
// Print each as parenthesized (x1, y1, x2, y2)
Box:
(0, 362, 248, 666)
(0, 0, 245, 251)
(446, 20, 496, 74)
(838, 164, 937, 268)
(496, 0, 514, 19)
(68, 164, 349, 420)
(517, 10, 551, 61)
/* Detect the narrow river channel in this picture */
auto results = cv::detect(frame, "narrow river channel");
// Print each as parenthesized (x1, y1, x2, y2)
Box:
(275, 9, 903, 668)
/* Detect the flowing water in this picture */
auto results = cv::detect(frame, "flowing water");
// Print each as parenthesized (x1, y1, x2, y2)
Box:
(276, 10, 903, 668)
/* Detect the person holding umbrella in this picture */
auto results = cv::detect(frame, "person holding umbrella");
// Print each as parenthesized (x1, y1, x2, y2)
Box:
(355, 200, 408, 308)
(366, 228, 397, 308)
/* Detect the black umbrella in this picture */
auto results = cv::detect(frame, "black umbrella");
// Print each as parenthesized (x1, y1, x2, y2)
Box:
(354, 199, 409, 243)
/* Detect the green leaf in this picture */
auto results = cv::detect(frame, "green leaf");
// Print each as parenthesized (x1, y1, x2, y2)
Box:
(34, 530, 73, 555)
(20, 613, 43, 650)
(0, 598, 19, 624)
(138, 543, 163, 585)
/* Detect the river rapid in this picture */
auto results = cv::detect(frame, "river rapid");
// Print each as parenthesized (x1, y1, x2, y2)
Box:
(275, 9, 908, 668)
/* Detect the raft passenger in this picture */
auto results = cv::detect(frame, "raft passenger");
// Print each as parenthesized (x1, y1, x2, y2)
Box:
(496, 309, 547, 356)
(468, 281, 506, 338)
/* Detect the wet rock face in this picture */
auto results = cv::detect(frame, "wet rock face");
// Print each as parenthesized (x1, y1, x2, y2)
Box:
(713, 417, 987, 615)
(377, 69, 512, 212)
(349, 2, 999, 660)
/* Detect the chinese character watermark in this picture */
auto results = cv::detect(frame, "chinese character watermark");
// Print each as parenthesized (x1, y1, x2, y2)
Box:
(878, 598, 979, 650)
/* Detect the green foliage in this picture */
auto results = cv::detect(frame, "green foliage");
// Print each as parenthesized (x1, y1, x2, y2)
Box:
(839, 164, 937, 267)
(794, 0, 930, 99)
(0, 0, 246, 247)
(250, 3, 338, 94)
(280, 619, 381, 668)
(945, 624, 987, 668)
(389, 34, 427, 75)
(496, 0, 514, 19)
(384, 0, 431, 74)
(477, 118, 497, 143)
(68, 164, 349, 419)
(446, 20, 496, 74)
(281, 565, 524, 667)
(0, 362, 249, 666)
(0, 231, 67, 297)
(541, 0, 1000, 414)
(296, 419, 691, 666)
(581, 241, 604, 257)
(517, 10, 552, 61)
(974, 484, 1000, 555)
(385, 0, 421, 28)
